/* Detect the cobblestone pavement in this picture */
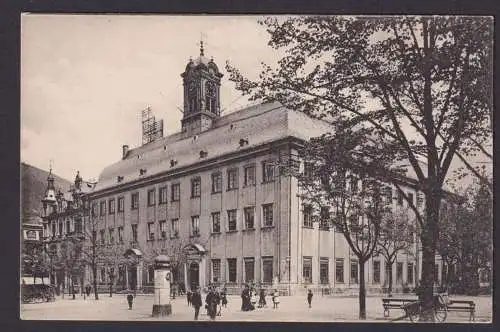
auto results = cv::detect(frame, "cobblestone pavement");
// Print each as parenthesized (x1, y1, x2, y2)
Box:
(20, 293, 492, 323)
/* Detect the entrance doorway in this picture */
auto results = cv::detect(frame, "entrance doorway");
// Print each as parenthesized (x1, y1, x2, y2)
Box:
(128, 266, 137, 290)
(188, 262, 199, 290)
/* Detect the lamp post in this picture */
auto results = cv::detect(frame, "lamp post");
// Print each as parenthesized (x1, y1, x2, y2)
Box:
(152, 255, 172, 317)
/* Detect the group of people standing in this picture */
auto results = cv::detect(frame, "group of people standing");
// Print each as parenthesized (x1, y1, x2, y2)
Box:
(241, 284, 281, 311)
(187, 285, 228, 320)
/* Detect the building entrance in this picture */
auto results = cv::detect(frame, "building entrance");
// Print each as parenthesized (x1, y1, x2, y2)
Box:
(188, 262, 200, 290)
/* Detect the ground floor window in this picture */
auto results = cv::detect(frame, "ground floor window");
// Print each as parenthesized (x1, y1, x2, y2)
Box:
(227, 258, 237, 283)
(373, 260, 381, 284)
(320, 258, 329, 284)
(212, 259, 221, 283)
(262, 256, 273, 283)
(244, 257, 255, 283)
(100, 267, 106, 284)
(350, 259, 358, 284)
(303, 256, 312, 283)
(335, 258, 344, 283)
(396, 262, 403, 284)
(407, 262, 414, 284)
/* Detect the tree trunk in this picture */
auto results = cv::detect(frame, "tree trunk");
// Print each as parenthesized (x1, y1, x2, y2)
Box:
(72, 275, 76, 300)
(92, 265, 99, 300)
(359, 260, 367, 319)
(109, 280, 113, 297)
(387, 263, 393, 297)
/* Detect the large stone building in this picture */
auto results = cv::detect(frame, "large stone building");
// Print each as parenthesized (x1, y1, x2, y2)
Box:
(86, 45, 430, 295)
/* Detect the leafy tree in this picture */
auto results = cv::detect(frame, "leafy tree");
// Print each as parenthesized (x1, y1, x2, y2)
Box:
(376, 207, 415, 296)
(227, 16, 492, 320)
(293, 125, 391, 319)
(59, 238, 85, 300)
(81, 206, 103, 300)
(100, 243, 126, 297)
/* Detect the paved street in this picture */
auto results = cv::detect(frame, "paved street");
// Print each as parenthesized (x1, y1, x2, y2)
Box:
(20, 293, 492, 323)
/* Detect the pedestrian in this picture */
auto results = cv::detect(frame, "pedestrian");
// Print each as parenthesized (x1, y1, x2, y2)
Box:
(191, 287, 203, 320)
(258, 288, 266, 308)
(307, 289, 313, 308)
(187, 289, 192, 307)
(272, 289, 280, 309)
(206, 286, 220, 320)
(241, 284, 254, 311)
(127, 293, 134, 310)
(221, 287, 228, 308)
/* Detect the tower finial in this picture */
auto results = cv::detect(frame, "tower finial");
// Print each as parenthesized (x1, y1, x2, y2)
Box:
(200, 39, 204, 56)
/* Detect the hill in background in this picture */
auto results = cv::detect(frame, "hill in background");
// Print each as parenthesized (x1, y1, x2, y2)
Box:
(21, 162, 72, 225)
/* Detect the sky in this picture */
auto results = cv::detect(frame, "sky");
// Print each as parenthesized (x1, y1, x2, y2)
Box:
(21, 14, 491, 188)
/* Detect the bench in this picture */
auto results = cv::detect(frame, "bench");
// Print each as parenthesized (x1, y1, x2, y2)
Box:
(447, 300, 475, 321)
(382, 298, 418, 317)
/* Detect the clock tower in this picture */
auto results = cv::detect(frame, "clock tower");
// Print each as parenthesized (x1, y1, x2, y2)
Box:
(180, 41, 223, 136)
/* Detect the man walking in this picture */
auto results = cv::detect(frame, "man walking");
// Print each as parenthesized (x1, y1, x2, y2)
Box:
(307, 289, 313, 308)
(191, 287, 203, 320)
(205, 286, 220, 320)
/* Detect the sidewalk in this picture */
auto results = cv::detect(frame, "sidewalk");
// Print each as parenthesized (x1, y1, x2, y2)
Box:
(20, 293, 492, 323)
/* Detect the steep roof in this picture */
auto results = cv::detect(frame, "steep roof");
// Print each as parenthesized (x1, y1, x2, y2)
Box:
(94, 102, 333, 192)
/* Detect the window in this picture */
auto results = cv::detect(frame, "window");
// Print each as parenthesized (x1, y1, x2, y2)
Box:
(66, 219, 71, 234)
(373, 260, 381, 284)
(262, 256, 273, 283)
(191, 216, 200, 236)
(397, 190, 404, 206)
(416, 192, 423, 208)
(75, 218, 82, 233)
(227, 258, 237, 283)
(109, 228, 115, 244)
(211, 212, 221, 233)
(244, 257, 255, 283)
(336, 258, 344, 283)
(227, 168, 238, 190)
(118, 197, 124, 212)
(100, 201, 106, 216)
(303, 205, 313, 228)
(407, 193, 414, 207)
(147, 189, 156, 206)
(244, 165, 256, 186)
(244, 207, 255, 229)
(407, 263, 414, 284)
(212, 259, 221, 283)
(191, 177, 201, 198)
(91, 203, 98, 216)
(320, 258, 329, 284)
(212, 172, 222, 193)
(171, 219, 179, 238)
(262, 204, 273, 227)
(131, 224, 138, 242)
(147, 222, 155, 240)
(147, 265, 154, 283)
(320, 206, 330, 230)
(131, 193, 139, 210)
(51, 223, 56, 237)
(58, 221, 63, 235)
(100, 268, 106, 284)
(159, 220, 166, 239)
(159, 186, 167, 204)
(109, 199, 115, 214)
(171, 183, 180, 201)
(303, 256, 312, 283)
(351, 259, 359, 284)
(262, 161, 275, 182)
(396, 262, 403, 284)
(227, 209, 237, 231)
(100, 229, 105, 245)
(118, 226, 123, 243)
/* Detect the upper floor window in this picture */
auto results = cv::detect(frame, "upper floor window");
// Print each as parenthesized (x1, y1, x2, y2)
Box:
(131, 224, 138, 243)
(227, 168, 238, 190)
(191, 177, 201, 198)
(117, 197, 124, 213)
(171, 219, 179, 238)
(131, 192, 139, 210)
(100, 229, 105, 245)
(262, 161, 275, 183)
(212, 212, 221, 233)
(320, 206, 330, 231)
(118, 226, 124, 243)
(171, 183, 180, 202)
(147, 222, 155, 241)
(91, 203, 98, 217)
(244, 207, 255, 229)
(262, 203, 274, 227)
(159, 186, 168, 204)
(99, 201, 106, 216)
(147, 189, 156, 206)
(159, 220, 167, 239)
(212, 172, 222, 193)
(191, 216, 200, 236)
(108, 199, 115, 214)
(244, 165, 256, 186)
(303, 205, 313, 228)
(227, 209, 237, 231)
(109, 228, 115, 244)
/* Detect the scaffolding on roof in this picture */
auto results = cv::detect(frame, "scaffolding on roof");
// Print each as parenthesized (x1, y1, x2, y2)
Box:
(141, 106, 164, 145)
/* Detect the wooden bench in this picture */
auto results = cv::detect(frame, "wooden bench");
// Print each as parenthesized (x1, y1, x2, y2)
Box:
(382, 298, 418, 317)
(447, 300, 476, 321)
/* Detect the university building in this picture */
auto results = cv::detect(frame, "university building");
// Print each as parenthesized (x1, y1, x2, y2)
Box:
(85, 45, 434, 295)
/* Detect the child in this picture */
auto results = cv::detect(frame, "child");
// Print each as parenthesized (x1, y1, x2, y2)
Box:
(221, 288, 228, 308)
(307, 289, 313, 308)
(187, 290, 192, 307)
(272, 289, 280, 309)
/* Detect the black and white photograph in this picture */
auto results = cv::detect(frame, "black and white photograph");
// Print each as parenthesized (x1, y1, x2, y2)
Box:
(20, 14, 493, 323)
